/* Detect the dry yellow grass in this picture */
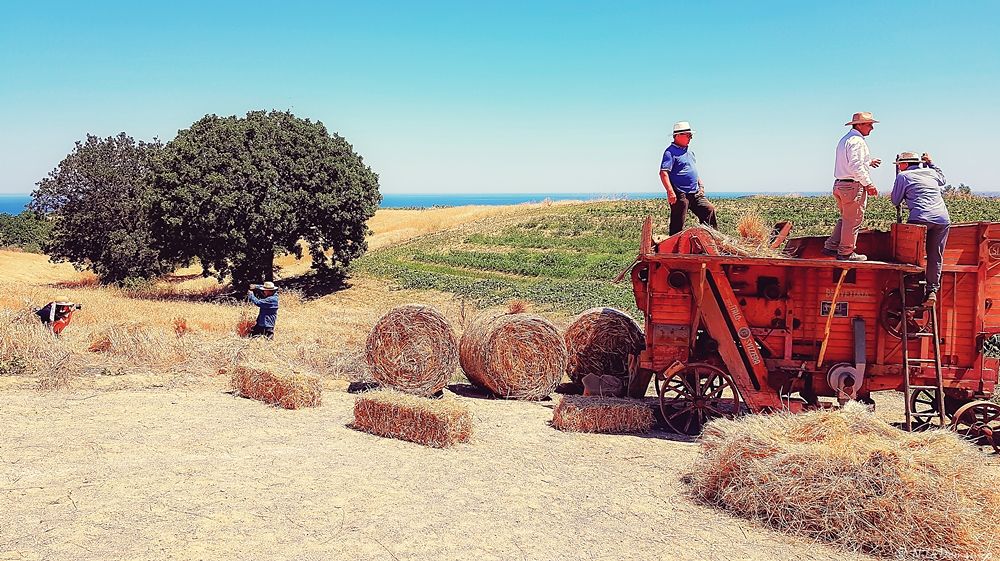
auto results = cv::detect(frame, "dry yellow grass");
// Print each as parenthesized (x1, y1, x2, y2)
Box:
(552, 395, 655, 434)
(0, 206, 511, 391)
(229, 364, 322, 409)
(352, 389, 473, 447)
(688, 402, 1000, 560)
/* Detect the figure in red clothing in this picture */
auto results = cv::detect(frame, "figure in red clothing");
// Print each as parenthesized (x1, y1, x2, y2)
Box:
(35, 301, 82, 335)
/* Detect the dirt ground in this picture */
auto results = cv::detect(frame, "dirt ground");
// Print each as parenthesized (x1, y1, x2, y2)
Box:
(0, 384, 902, 561)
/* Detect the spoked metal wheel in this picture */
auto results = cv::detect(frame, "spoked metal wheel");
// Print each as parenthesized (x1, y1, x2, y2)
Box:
(909, 388, 942, 431)
(950, 400, 1000, 454)
(657, 363, 741, 435)
(879, 289, 930, 339)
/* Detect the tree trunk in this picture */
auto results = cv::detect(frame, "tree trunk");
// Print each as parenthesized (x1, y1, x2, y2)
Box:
(263, 247, 275, 282)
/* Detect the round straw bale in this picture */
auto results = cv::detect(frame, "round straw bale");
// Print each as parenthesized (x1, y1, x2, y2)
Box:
(365, 305, 458, 397)
(564, 307, 644, 386)
(459, 312, 566, 400)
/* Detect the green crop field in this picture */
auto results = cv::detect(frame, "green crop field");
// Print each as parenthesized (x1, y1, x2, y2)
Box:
(356, 194, 1000, 318)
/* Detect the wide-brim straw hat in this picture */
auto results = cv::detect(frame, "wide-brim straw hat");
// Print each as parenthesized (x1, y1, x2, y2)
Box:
(672, 121, 694, 135)
(258, 281, 277, 291)
(845, 112, 879, 126)
(895, 151, 921, 164)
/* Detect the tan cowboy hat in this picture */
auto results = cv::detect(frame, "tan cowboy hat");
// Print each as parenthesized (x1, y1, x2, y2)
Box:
(672, 121, 694, 135)
(845, 112, 879, 126)
(256, 281, 277, 291)
(895, 151, 921, 164)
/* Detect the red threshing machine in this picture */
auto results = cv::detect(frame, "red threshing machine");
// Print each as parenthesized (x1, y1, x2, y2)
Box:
(625, 219, 1000, 452)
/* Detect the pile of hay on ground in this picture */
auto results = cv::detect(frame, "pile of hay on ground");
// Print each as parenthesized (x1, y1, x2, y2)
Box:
(352, 390, 472, 448)
(365, 304, 458, 397)
(229, 365, 322, 410)
(687, 402, 1000, 560)
(459, 311, 566, 400)
(552, 395, 654, 434)
(564, 307, 644, 394)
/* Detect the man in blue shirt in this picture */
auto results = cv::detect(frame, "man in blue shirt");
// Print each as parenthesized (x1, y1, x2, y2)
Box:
(247, 281, 279, 339)
(890, 152, 950, 303)
(659, 121, 717, 235)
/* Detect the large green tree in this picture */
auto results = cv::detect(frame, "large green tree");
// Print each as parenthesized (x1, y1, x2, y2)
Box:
(30, 133, 168, 282)
(153, 111, 381, 289)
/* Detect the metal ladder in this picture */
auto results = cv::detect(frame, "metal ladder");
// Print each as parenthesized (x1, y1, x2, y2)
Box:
(899, 272, 946, 431)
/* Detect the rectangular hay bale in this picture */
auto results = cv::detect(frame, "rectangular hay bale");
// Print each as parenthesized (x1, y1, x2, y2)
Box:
(352, 390, 472, 448)
(230, 365, 322, 410)
(552, 395, 655, 434)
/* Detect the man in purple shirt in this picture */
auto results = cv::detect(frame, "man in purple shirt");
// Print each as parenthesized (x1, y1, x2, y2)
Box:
(890, 152, 950, 303)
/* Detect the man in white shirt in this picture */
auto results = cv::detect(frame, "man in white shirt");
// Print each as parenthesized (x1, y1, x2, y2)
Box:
(822, 112, 882, 261)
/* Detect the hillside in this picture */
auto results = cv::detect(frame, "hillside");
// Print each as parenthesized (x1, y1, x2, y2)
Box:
(356, 194, 1000, 315)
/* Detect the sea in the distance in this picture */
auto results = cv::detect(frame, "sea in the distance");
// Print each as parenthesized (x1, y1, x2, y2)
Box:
(4, 190, 998, 214)
(5, 190, 915, 214)
(1, 192, 820, 215)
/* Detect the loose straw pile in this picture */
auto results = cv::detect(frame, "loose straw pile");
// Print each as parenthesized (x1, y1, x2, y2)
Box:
(365, 304, 458, 397)
(687, 402, 1000, 560)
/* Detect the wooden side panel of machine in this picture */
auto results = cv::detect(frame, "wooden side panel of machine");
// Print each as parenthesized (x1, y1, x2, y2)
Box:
(983, 223, 1000, 334)
(891, 223, 927, 267)
(946, 223, 985, 266)
(789, 267, 882, 366)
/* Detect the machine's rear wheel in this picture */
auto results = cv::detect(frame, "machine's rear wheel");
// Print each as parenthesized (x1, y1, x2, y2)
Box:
(657, 363, 741, 435)
(950, 400, 1000, 454)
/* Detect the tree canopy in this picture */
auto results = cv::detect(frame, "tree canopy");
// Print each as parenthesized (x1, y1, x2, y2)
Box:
(29, 133, 169, 282)
(152, 110, 381, 289)
(0, 211, 52, 253)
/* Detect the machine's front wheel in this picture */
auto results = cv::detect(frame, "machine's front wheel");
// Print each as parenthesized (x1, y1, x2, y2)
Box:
(909, 388, 943, 430)
(657, 363, 741, 436)
(950, 400, 1000, 454)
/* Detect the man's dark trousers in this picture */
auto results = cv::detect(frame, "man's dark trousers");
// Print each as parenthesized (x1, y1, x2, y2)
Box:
(910, 221, 950, 293)
(669, 189, 718, 235)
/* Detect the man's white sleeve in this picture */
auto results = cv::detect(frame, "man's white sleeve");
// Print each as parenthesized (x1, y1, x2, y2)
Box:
(846, 137, 873, 186)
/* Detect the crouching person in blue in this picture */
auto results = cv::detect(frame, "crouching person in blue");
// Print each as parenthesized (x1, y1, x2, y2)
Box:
(247, 281, 279, 339)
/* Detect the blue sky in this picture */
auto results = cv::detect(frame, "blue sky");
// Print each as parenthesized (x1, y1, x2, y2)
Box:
(1, 1, 998, 195)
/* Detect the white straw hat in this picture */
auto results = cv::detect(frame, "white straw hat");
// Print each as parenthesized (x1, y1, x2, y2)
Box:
(672, 121, 694, 135)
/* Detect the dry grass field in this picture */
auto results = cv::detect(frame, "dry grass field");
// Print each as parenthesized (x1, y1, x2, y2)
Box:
(2, 203, 998, 561)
